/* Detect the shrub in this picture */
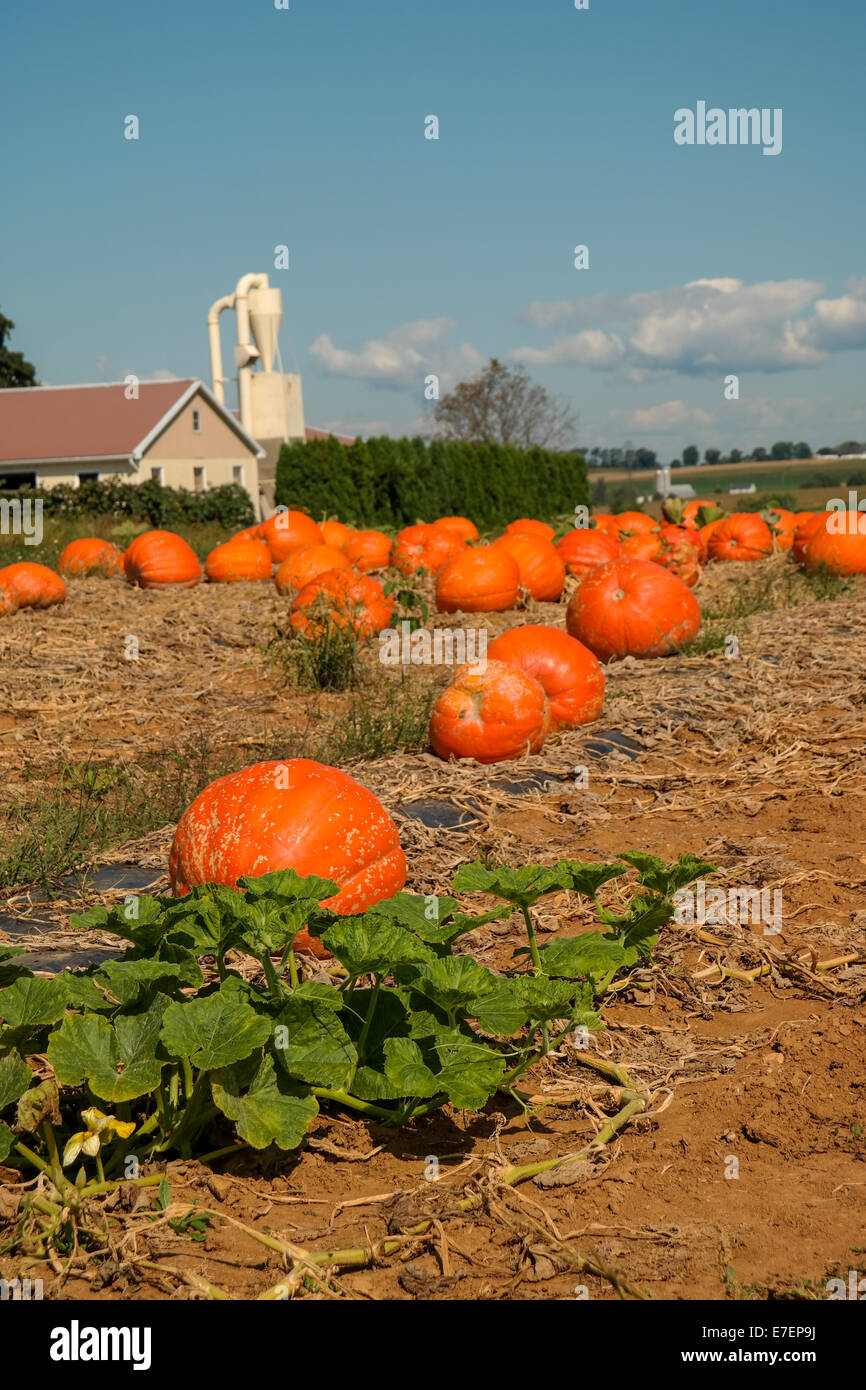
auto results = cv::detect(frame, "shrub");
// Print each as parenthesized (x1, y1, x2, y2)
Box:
(0, 480, 255, 530)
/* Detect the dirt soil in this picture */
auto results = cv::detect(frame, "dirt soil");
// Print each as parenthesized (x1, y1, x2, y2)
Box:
(1, 558, 865, 1301)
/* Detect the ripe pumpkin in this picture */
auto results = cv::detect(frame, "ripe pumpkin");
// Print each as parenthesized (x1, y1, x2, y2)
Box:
(274, 544, 350, 594)
(429, 660, 550, 764)
(320, 519, 355, 549)
(653, 524, 704, 586)
(682, 499, 716, 528)
(707, 513, 773, 563)
(433, 516, 479, 543)
(556, 527, 622, 579)
(205, 538, 273, 583)
(803, 512, 866, 575)
(698, 518, 724, 550)
(392, 523, 466, 577)
(0, 582, 20, 617)
(613, 511, 658, 537)
(492, 533, 566, 601)
(341, 529, 392, 573)
(436, 546, 520, 613)
(0, 562, 67, 610)
(231, 524, 263, 544)
(565, 559, 701, 662)
(486, 624, 604, 728)
(58, 537, 125, 578)
(291, 568, 393, 637)
(504, 518, 556, 542)
(765, 508, 798, 551)
(589, 514, 619, 535)
(791, 512, 830, 566)
(619, 531, 662, 562)
(169, 759, 406, 956)
(259, 510, 323, 563)
(124, 531, 203, 589)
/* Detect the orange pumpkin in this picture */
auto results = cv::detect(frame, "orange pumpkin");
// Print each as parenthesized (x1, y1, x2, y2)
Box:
(169, 759, 406, 956)
(698, 518, 724, 550)
(613, 511, 658, 537)
(231, 524, 263, 544)
(589, 514, 620, 535)
(682, 499, 716, 529)
(436, 546, 520, 613)
(707, 513, 773, 563)
(486, 624, 604, 728)
(0, 562, 66, 610)
(492, 532, 566, 601)
(432, 516, 479, 543)
(274, 544, 350, 594)
(291, 568, 393, 637)
(0, 582, 20, 617)
(556, 527, 622, 579)
(791, 512, 830, 566)
(653, 524, 705, 586)
(765, 508, 798, 552)
(205, 538, 273, 583)
(320, 519, 355, 549)
(619, 531, 662, 562)
(341, 529, 392, 573)
(124, 530, 202, 589)
(259, 510, 323, 563)
(803, 512, 866, 575)
(565, 559, 701, 662)
(392, 523, 466, 577)
(429, 660, 550, 764)
(58, 537, 125, 578)
(504, 518, 556, 543)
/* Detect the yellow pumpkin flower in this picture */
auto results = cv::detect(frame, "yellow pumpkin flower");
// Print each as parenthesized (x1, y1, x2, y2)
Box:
(62, 1107, 136, 1167)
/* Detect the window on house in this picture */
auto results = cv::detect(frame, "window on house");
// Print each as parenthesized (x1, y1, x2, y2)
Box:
(232, 465, 244, 485)
(192, 409, 201, 434)
(194, 466, 207, 493)
(150, 466, 165, 485)
(78, 472, 99, 484)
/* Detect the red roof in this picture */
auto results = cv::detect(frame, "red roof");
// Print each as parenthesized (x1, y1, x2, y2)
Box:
(0, 380, 198, 463)
(305, 426, 356, 445)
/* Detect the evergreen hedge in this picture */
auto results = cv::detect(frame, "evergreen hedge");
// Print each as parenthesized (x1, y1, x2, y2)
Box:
(274, 436, 588, 531)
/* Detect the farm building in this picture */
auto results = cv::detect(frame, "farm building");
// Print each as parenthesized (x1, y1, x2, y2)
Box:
(0, 378, 265, 500)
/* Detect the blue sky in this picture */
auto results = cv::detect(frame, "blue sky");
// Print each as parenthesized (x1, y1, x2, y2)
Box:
(3, 0, 865, 459)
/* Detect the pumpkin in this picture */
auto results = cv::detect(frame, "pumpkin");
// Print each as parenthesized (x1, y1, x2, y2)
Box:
(486, 624, 604, 728)
(433, 516, 479, 543)
(555, 527, 622, 578)
(791, 512, 830, 566)
(205, 538, 273, 583)
(320, 519, 355, 549)
(341, 529, 392, 573)
(291, 568, 393, 637)
(803, 513, 866, 575)
(698, 518, 724, 550)
(613, 511, 658, 537)
(274, 544, 350, 595)
(589, 513, 620, 535)
(0, 562, 67, 610)
(504, 518, 556, 542)
(707, 513, 773, 563)
(681, 499, 716, 528)
(57, 537, 125, 578)
(392, 523, 466, 577)
(653, 524, 705, 586)
(436, 546, 520, 613)
(565, 559, 701, 662)
(124, 530, 203, 589)
(231, 524, 263, 544)
(429, 660, 550, 763)
(765, 508, 798, 551)
(492, 532, 566, 601)
(619, 531, 662, 562)
(0, 582, 19, 618)
(169, 759, 406, 957)
(259, 510, 323, 563)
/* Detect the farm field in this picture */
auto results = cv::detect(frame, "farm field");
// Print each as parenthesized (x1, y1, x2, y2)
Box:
(1, 536, 864, 1302)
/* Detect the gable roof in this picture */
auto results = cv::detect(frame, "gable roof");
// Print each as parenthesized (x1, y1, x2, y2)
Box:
(0, 379, 265, 465)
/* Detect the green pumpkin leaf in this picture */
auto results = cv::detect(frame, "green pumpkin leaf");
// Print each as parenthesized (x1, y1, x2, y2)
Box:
(16, 1079, 61, 1132)
(372, 890, 511, 944)
(211, 1054, 318, 1150)
(0, 1120, 14, 1163)
(538, 933, 630, 981)
(237, 899, 313, 958)
(158, 887, 250, 956)
(321, 915, 435, 977)
(61, 973, 118, 1015)
(160, 993, 271, 1072)
(429, 1030, 506, 1109)
(0, 977, 68, 1029)
(240, 869, 339, 903)
(618, 851, 716, 898)
(399, 956, 499, 1016)
(453, 860, 626, 909)
(0, 945, 33, 987)
(93, 959, 188, 1008)
(383, 1037, 440, 1098)
(0, 1051, 32, 1112)
(71, 895, 169, 950)
(48, 995, 168, 1102)
(272, 998, 356, 1089)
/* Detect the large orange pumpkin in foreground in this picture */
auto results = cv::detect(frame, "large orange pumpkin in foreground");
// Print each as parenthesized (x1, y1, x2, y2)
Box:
(0, 562, 67, 609)
(492, 533, 566, 601)
(291, 568, 393, 637)
(504, 518, 556, 542)
(274, 544, 350, 594)
(436, 545, 520, 613)
(433, 515, 479, 543)
(566, 559, 701, 662)
(341, 529, 392, 573)
(803, 512, 866, 575)
(392, 523, 466, 577)
(430, 660, 550, 764)
(259, 510, 323, 563)
(555, 527, 622, 579)
(707, 513, 773, 563)
(486, 624, 604, 728)
(58, 538, 125, 578)
(205, 538, 273, 583)
(169, 759, 406, 956)
(124, 531, 202, 589)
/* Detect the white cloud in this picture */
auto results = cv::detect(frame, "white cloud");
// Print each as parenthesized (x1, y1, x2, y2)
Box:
(611, 400, 714, 433)
(513, 329, 625, 368)
(309, 318, 484, 388)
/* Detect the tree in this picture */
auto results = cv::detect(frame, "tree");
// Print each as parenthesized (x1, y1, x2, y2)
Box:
(632, 446, 657, 470)
(433, 358, 578, 450)
(751, 447, 768, 462)
(704, 448, 721, 466)
(793, 441, 812, 459)
(728, 448, 743, 463)
(837, 440, 864, 456)
(0, 310, 37, 388)
(670, 458, 682, 468)
(770, 441, 794, 460)
(682, 445, 699, 468)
